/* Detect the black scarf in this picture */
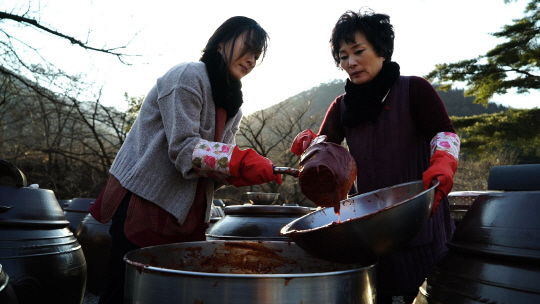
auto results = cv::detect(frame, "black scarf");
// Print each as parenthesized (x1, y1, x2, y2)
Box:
(200, 52, 243, 118)
(342, 61, 400, 127)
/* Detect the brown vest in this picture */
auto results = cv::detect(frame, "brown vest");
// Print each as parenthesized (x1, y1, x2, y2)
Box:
(341, 76, 454, 295)
(343, 76, 430, 195)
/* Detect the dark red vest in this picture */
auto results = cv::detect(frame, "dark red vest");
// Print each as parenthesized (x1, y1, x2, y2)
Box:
(341, 76, 455, 295)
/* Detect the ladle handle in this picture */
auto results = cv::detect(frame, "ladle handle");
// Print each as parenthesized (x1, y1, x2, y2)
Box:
(0, 159, 28, 187)
(273, 166, 299, 178)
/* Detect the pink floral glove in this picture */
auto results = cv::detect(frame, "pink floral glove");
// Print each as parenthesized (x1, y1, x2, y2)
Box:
(192, 139, 282, 186)
(192, 140, 235, 182)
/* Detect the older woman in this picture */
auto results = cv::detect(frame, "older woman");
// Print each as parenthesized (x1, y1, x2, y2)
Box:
(90, 16, 281, 304)
(291, 10, 458, 304)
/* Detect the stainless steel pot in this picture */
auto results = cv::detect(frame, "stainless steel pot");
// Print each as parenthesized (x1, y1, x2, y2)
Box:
(206, 205, 312, 241)
(124, 240, 376, 304)
(245, 192, 279, 205)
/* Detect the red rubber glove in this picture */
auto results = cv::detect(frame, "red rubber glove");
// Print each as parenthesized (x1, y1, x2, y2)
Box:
(226, 146, 282, 187)
(291, 129, 317, 156)
(423, 150, 458, 217)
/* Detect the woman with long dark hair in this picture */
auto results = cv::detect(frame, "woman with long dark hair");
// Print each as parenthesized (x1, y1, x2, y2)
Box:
(90, 16, 281, 304)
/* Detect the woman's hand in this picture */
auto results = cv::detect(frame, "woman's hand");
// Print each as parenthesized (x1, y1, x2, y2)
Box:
(192, 139, 282, 186)
(423, 150, 458, 217)
(226, 147, 282, 187)
(424, 132, 460, 217)
(290, 129, 318, 156)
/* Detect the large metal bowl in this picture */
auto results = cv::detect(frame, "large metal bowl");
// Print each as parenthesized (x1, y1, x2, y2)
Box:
(281, 180, 437, 264)
(245, 192, 279, 205)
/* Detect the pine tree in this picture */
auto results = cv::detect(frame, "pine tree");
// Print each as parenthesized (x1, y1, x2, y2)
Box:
(426, 0, 540, 105)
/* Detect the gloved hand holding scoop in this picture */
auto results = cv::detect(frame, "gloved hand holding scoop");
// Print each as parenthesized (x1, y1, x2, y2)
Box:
(295, 135, 357, 214)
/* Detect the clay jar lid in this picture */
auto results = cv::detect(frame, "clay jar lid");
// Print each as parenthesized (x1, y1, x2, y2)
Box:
(0, 186, 69, 227)
(448, 191, 540, 260)
(63, 198, 95, 213)
(206, 205, 314, 241)
(0, 160, 68, 227)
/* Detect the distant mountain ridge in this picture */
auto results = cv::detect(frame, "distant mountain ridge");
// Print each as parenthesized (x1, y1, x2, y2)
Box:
(271, 79, 508, 120)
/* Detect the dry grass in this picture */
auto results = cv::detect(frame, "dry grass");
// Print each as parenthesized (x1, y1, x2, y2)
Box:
(453, 151, 519, 191)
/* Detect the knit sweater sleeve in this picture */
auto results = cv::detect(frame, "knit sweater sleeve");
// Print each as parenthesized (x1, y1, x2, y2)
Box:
(409, 76, 456, 141)
(318, 95, 346, 144)
(156, 63, 213, 178)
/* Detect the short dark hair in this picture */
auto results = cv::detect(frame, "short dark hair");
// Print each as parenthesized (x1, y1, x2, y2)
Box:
(200, 16, 269, 73)
(330, 10, 394, 67)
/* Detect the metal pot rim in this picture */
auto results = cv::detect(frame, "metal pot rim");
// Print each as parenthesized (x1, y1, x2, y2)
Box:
(124, 259, 376, 278)
(205, 234, 289, 241)
(123, 240, 377, 278)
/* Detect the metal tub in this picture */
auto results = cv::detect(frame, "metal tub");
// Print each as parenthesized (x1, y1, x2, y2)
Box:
(124, 240, 376, 304)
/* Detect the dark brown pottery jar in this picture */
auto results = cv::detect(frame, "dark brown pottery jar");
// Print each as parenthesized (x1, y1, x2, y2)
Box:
(449, 191, 540, 260)
(76, 213, 112, 295)
(58, 199, 72, 211)
(0, 160, 87, 304)
(423, 191, 540, 303)
(63, 198, 95, 233)
(0, 263, 19, 304)
(447, 191, 500, 226)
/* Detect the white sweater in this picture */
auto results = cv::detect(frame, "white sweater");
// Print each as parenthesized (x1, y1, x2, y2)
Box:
(110, 62, 242, 225)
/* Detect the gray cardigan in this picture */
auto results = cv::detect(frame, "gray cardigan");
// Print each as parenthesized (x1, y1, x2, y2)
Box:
(110, 62, 242, 225)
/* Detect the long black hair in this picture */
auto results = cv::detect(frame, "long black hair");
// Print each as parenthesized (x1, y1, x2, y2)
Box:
(330, 9, 394, 67)
(200, 16, 269, 76)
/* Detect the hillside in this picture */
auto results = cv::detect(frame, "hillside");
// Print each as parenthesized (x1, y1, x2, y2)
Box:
(268, 79, 509, 123)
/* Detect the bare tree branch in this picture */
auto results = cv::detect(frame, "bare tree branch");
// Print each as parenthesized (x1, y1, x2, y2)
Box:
(232, 96, 320, 205)
(0, 11, 138, 64)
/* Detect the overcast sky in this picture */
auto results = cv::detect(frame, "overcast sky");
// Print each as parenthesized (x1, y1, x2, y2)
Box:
(4, 0, 539, 114)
